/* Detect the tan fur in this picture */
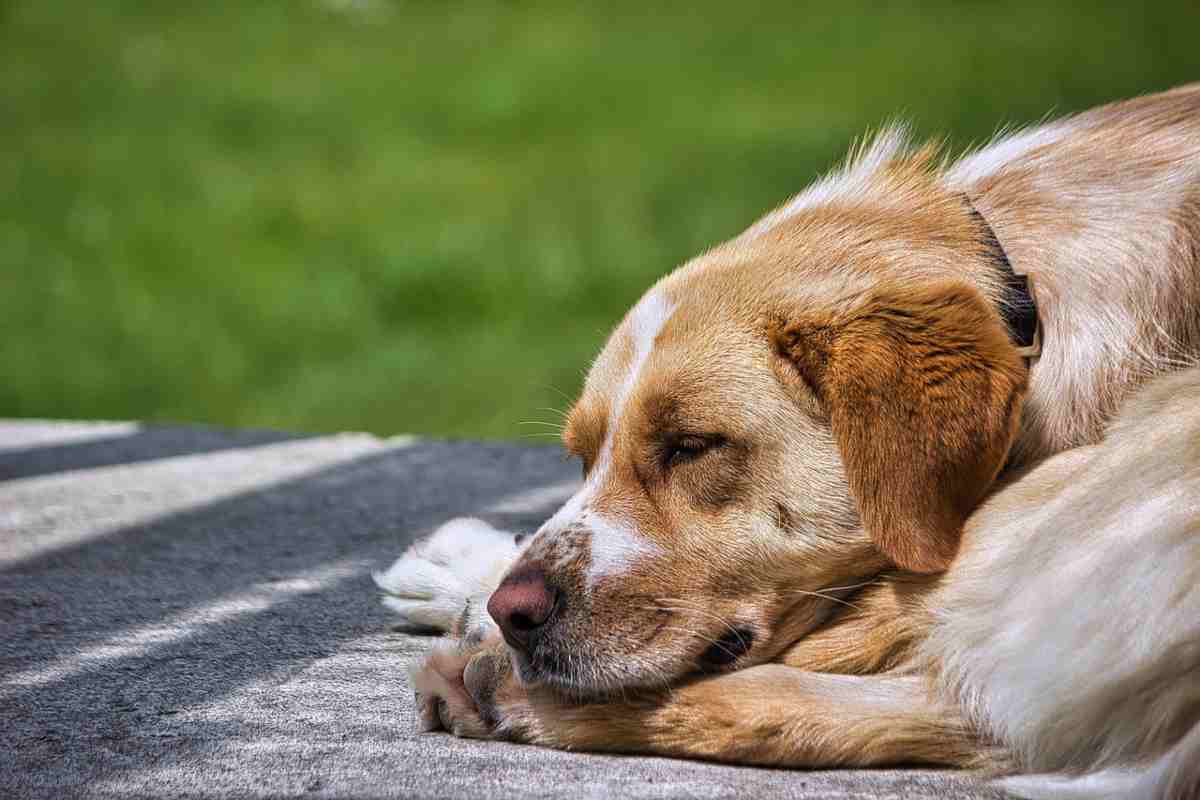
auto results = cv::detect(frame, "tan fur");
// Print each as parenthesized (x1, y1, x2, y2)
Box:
(947, 83, 1200, 461)
(778, 574, 939, 674)
(410, 85, 1200, 793)
(419, 634, 994, 770)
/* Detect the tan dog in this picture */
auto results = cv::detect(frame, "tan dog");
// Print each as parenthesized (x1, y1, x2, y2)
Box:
(379, 85, 1200, 799)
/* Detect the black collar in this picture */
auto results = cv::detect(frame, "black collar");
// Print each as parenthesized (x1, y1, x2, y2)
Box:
(963, 196, 1041, 361)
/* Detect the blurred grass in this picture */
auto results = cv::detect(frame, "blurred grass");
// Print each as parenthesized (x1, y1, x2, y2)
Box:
(2, 1, 1198, 439)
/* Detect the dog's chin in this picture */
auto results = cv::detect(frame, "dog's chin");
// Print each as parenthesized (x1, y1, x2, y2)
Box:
(510, 631, 757, 700)
(508, 643, 692, 701)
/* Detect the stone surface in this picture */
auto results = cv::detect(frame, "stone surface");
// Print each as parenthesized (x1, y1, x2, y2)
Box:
(0, 420, 1006, 799)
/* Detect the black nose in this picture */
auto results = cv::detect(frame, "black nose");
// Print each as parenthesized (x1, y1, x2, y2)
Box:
(486, 566, 559, 653)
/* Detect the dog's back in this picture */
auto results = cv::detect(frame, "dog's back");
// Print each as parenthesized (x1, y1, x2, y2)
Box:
(926, 366, 1200, 799)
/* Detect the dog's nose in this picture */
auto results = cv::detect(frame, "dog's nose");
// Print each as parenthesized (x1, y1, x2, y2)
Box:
(487, 567, 558, 652)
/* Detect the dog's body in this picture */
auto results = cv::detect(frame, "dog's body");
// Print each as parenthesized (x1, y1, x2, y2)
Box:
(381, 85, 1200, 799)
(928, 367, 1200, 798)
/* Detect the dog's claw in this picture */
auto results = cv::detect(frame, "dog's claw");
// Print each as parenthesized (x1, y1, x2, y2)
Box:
(410, 631, 522, 741)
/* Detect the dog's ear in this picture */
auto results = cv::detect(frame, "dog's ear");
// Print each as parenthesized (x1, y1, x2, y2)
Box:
(771, 282, 1027, 573)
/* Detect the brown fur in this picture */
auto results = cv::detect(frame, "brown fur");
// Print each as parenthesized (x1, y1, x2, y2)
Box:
(771, 281, 1028, 571)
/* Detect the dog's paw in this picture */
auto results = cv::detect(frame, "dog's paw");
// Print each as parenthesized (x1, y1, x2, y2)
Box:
(374, 517, 522, 634)
(410, 633, 531, 741)
(411, 635, 663, 752)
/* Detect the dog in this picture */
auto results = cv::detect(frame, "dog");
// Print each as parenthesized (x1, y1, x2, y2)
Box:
(377, 84, 1200, 799)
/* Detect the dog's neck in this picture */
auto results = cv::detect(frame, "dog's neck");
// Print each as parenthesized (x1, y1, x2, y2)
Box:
(961, 177, 1200, 465)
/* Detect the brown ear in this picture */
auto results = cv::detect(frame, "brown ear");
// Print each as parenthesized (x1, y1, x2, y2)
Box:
(773, 282, 1027, 573)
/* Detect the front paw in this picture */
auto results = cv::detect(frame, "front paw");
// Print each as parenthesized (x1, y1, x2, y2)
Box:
(411, 634, 530, 740)
(374, 517, 521, 633)
(411, 637, 658, 751)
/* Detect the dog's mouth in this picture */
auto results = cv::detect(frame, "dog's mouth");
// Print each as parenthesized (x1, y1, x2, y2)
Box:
(504, 614, 764, 699)
(696, 626, 756, 670)
(502, 577, 874, 697)
(508, 645, 600, 697)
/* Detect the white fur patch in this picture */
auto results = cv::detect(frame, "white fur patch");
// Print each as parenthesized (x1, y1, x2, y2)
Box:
(577, 290, 674, 584)
(599, 288, 677, 477)
(583, 512, 661, 586)
(373, 517, 520, 631)
(527, 289, 676, 589)
(744, 118, 1074, 239)
(998, 769, 1146, 800)
(539, 481, 590, 537)
(998, 724, 1200, 800)
(946, 120, 1073, 186)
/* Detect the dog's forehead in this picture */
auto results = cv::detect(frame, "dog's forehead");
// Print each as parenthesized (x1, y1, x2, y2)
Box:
(575, 271, 774, 441)
(589, 287, 677, 391)
(570, 287, 676, 441)
(589, 271, 736, 383)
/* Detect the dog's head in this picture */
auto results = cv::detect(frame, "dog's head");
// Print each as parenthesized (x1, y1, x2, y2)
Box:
(490, 138, 1029, 695)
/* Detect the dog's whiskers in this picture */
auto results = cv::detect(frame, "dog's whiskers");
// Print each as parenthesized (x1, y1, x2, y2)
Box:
(518, 420, 566, 430)
(534, 405, 572, 420)
(819, 578, 880, 593)
(786, 587, 864, 612)
(660, 625, 743, 660)
(651, 597, 747, 647)
(537, 384, 575, 406)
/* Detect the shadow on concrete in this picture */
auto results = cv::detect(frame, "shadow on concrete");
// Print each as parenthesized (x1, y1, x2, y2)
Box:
(0, 435, 575, 796)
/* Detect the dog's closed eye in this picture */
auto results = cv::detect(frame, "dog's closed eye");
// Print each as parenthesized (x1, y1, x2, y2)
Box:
(662, 434, 725, 469)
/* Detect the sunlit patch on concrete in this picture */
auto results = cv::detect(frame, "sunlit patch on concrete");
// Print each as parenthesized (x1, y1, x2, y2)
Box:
(0, 558, 363, 691)
(0, 421, 141, 454)
(0, 434, 417, 567)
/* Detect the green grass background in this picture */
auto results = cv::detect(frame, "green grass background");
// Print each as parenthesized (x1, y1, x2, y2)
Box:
(3, 1, 1198, 439)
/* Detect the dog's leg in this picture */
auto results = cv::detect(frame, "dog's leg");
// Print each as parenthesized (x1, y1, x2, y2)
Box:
(374, 517, 522, 634)
(778, 574, 939, 674)
(408, 563, 979, 768)
(413, 634, 991, 769)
